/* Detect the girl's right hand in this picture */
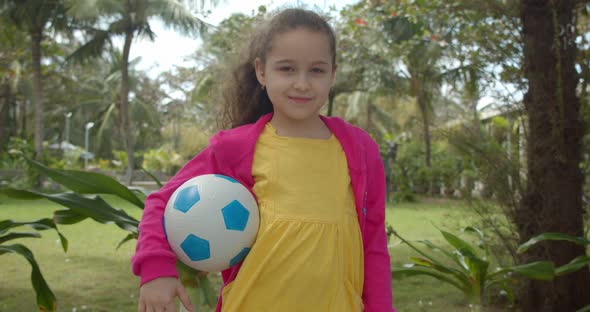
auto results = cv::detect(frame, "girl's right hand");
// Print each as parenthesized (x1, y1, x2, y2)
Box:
(138, 277, 193, 312)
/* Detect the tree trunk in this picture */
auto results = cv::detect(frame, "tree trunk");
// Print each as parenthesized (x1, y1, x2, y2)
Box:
(20, 98, 27, 138)
(121, 27, 135, 185)
(411, 74, 432, 167)
(0, 82, 10, 153)
(327, 90, 335, 116)
(418, 94, 431, 168)
(31, 27, 44, 161)
(518, 1, 590, 311)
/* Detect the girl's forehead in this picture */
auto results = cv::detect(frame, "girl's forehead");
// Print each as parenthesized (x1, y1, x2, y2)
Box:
(266, 28, 333, 63)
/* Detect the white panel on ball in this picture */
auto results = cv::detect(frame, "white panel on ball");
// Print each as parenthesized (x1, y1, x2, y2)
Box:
(163, 174, 259, 272)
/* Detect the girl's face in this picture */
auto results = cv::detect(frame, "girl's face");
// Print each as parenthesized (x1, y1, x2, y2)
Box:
(255, 28, 336, 127)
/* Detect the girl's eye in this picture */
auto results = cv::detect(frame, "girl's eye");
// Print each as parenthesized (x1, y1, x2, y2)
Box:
(279, 66, 294, 72)
(311, 68, 325, 74)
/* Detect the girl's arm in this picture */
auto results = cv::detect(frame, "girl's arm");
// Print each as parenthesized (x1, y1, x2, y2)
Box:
(362, 138, 397, 312)
(132, 144, 220, 285)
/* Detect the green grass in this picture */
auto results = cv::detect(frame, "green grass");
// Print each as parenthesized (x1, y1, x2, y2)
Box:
(0, 194, 477, 312)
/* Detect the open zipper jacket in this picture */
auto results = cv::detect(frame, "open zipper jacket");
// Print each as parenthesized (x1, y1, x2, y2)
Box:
(132, 113, 396, 311)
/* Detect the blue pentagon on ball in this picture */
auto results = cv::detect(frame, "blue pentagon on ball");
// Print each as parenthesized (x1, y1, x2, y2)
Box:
(230, 247, 251, 267)
(214, 174, 239, 183)
(221, 200, 250, 231)
(174, 185, 200, 213)
(181, 234, 210, 261)
(162, 216, 168, 239)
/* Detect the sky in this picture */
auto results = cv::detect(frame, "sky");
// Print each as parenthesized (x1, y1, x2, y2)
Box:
(126, 0, 359, 77)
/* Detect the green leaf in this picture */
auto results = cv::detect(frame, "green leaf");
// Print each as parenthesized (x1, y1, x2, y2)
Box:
(186, 285, 201, 308)
(556, 256, 590, 276)
(0, 218, 68, 252)
(53, 210, 87, 225)
(577, 305, 590, 312)
(0, 244, 57, 311)
(490, 261, 555, 281)
(518, 232, 590, 253)
(23, 156, 144, 208)
(0, 232, 41, 244)
(416, 239, 466, 270)
(3, 188, 138, 233)
(116, 233, 138, 250)
(463, 226, 485, 240)
(409, 256, 456, 274)
(141, 167, 163, 188)
(393, 229, 474, 291)
(440, 229, 479, 259)
(198, 273, 218, 307)
(0, 188, 42, 200)
(463, 254, 489, 296)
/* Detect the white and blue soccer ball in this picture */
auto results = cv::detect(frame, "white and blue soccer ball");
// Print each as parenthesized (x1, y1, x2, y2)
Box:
(163, 174, 259, 272)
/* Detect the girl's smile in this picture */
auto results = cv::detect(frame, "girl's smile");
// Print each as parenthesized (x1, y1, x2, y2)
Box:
(288, 96, 313, 104)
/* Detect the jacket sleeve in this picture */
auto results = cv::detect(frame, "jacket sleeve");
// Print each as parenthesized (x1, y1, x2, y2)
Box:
(362, 137, 397, 312)
(131, 143, 220, 285)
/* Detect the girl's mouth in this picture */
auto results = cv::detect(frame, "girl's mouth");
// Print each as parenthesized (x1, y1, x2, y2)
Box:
(288, 96, 312, 104)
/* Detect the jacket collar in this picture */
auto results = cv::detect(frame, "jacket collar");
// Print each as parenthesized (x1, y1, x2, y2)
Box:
(213, 113, 364, 186)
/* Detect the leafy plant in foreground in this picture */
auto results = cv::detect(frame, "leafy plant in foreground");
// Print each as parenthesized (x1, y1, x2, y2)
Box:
(518, 232, 590, 312)
(391, 227, 556, 309)
(1, 156, 217, 311)
(0, 217, 67, 311)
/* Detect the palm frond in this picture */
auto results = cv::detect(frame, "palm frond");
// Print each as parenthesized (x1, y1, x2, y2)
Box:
(67, 28, 112, 63)
(66, 0, 123, 19)
(149, 0, 210, 37)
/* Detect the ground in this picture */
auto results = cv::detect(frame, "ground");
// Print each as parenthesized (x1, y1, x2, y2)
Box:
(0, 194, 479, 311)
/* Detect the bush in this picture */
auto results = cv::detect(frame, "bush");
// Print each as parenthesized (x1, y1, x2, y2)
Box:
(142, 148, 184, 175)
(391, 139, 463, 198)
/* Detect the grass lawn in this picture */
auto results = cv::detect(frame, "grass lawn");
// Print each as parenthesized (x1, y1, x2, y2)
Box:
(0, 194, 477, 311)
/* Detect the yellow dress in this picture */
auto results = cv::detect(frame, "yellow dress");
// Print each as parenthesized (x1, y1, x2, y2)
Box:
(221, 123, 364, 312)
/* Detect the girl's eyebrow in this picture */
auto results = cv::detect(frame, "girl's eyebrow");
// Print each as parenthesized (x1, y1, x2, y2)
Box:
(274, 59, 329, 65)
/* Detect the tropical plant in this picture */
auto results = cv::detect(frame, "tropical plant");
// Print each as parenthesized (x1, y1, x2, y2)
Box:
(0, 0, 70, 160)
(0, 15, 26, 152)
(517, 232, 590, 312)
(517, 232, 590, 276)
(73, 48, 163, 160)
(0, 216, 67, 311)
(391, 226, 558, 309)
(67, 0, 213, 184)
(1, 155, 217, 310)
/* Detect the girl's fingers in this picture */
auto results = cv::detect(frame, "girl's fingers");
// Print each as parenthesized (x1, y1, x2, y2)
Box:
(176, 284, 194, 312)
(138, 300, 146, 312)
(164, 302, 176, 312)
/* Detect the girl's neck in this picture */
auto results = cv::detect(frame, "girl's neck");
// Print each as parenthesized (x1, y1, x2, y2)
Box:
(269, 115, 331, 140)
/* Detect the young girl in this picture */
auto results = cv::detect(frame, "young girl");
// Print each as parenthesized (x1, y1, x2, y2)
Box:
(133, 8, 396, 312)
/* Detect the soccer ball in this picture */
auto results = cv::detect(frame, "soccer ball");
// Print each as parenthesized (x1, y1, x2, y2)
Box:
(163, 174, 259, 272)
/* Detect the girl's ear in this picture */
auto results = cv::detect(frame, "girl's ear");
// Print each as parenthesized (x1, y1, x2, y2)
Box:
(254, 58, 266, 86)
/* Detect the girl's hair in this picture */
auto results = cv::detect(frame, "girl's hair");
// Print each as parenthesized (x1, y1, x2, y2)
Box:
(220, 8, 337, 129)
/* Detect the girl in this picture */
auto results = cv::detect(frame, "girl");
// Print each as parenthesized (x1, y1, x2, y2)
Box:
(133, 8, 396, 312)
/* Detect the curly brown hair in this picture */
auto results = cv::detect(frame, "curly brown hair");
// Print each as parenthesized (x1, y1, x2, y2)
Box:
(220, 8, 337, 129)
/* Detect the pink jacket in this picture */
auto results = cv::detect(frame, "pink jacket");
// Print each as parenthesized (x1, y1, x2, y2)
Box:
(132, 113, 396, 311)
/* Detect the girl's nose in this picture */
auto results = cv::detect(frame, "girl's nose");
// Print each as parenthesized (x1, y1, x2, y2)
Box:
(293, 74, 311, 91)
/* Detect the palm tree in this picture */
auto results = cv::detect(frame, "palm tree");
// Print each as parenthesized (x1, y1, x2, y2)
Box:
(0, 16, 25, 152)
(67, 0, 214, 183)
(0, 0, 69, 160)
(404, 40, 445, 169)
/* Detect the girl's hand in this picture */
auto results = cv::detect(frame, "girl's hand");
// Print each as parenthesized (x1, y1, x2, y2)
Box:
(139, 277, 193, 312)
